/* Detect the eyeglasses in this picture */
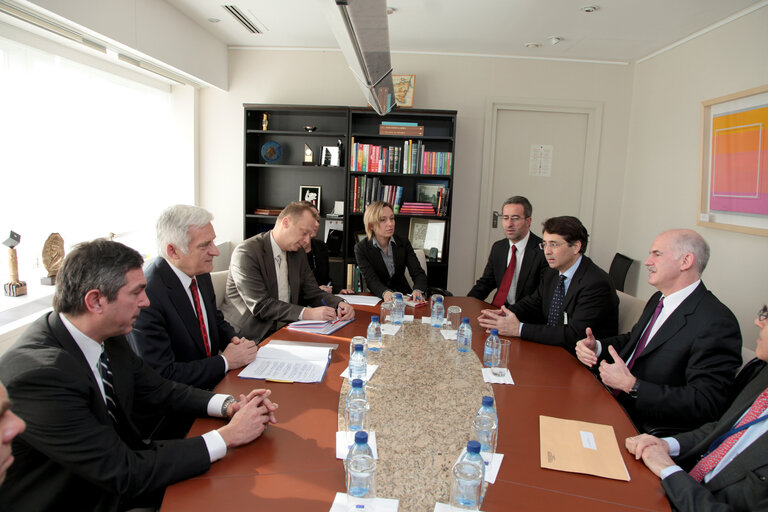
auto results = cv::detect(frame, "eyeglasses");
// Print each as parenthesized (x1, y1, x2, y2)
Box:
(503, 216, 527, 223)
(759, 305, 768, 322)
(539, 241, 571, 250)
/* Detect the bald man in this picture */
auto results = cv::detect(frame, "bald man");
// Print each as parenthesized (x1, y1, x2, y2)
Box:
(576, 229, 741, 434)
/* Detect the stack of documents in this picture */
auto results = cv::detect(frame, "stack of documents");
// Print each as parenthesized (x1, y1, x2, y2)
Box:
(238, 340, 336, 383)
(287, 318, 353, 335)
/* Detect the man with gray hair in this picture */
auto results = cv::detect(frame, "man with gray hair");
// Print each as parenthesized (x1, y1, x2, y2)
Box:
(575, 229, 742, 434)
(468, 196, 548, 307)
(134, 205, 258, 393)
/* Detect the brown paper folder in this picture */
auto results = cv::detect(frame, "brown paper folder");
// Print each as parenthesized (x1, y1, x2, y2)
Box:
(539, 415, 630, 481)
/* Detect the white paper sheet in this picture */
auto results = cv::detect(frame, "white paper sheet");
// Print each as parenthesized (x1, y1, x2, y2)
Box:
(336, 294, 382, 306)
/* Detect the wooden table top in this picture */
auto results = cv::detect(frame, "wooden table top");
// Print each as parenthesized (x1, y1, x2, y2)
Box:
(161, 297, 670, 512)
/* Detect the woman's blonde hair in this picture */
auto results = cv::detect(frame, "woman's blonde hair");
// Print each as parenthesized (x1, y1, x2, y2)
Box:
(363, 201, 394, 240)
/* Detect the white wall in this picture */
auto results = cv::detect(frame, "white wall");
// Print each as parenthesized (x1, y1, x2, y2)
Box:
(618, 6, 768, 349)
(198, 50, 634, 296)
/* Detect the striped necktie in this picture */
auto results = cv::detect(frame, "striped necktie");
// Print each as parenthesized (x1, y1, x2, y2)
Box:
(547, 275, 567, 326)
(99, 348, 118, 424)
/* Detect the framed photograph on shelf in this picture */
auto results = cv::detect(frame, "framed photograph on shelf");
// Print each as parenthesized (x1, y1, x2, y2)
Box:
(321, 146, 340, 166)
(408, 218, 445, 259)
(392, 75, 415, 108)
(698, 84, 768, 237)
(355, 231, 367, 243)
(299, 185, 321, 211)
(416, 180, 450, 209)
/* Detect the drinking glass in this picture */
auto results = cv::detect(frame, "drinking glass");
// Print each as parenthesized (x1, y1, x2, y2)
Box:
(450, 461, 483, 510)
(492, 339, 511, 377)
(447, 305, 462, 330)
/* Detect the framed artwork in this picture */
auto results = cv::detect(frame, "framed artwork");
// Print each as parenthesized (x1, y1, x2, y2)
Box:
(698, 84, 768, 236)
(299, 185, 321, 211)
(408, 218, 445, 259)
(321, 146, 340, 166)
(392, 74, 415, 108)
(355, 231, 367, 243)
(416, 180, 450, 209)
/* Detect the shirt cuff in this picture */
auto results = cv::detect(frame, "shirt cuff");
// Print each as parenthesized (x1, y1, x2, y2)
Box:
(299, 307, 306, 320)
(221, 354, 229, 373)
(202, 430, 227, 463)
(663, 437, 681, 457)
(518, 322, 524, 336)
(660, 465, 683, 480)
(595, 339, 603, 358)
(207, 393, 231, 418)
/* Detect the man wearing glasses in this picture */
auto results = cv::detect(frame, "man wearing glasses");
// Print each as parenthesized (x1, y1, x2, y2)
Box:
(478, 215, 618, 354)
(575, 229, 741, 434)
(468, 196, 548, 307)
(624, 305, 767, 511)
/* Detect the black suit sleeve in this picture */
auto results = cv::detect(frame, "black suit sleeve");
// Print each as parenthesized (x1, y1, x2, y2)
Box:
(134, 285, 227, 390)
(309, 239, 331, 287)
(468, 242, 501, 300)
(355, 240, 389, 298)
(661, 471, 747, 512)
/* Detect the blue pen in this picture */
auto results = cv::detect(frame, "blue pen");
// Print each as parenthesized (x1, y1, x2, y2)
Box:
(322, 299, 339, 320)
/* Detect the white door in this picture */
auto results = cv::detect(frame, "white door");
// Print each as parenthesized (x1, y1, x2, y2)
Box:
(476, 100, 603, 277)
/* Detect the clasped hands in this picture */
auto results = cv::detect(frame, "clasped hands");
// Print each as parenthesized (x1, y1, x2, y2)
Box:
(625, 434, 676, 477)
(218, 388, 279, 448)
(575, 327, 636, 394)
(478, 306, 521, 337)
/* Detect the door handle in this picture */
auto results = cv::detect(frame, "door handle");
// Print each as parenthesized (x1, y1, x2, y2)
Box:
(492, 210, 499, 228)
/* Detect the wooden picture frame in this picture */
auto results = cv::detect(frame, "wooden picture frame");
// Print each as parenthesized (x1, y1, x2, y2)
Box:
(698, 84, 768, 237)
(299, 185, 321, 211)
(408, 218, 445, 259)
(392, 74, 415, 108)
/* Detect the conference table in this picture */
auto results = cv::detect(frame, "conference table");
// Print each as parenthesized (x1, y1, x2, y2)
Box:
(161, 297, 671, 512)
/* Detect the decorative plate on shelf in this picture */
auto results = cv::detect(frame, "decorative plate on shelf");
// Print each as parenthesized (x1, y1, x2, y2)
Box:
(261, 141, 282, 163)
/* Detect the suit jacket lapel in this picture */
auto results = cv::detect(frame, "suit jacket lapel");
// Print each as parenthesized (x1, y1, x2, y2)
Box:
(261, 232, 279, 299)
(637, 283, 706, 360)
(49, 313, 114, 426)
(562, 256, 589, 309)
(158, 259, 207, 357)
(288, 250, 301, 304)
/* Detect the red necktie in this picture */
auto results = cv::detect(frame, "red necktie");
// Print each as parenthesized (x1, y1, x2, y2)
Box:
(492, 245, 517, 307)
(189, 278, 211, 357)
(689, 388, 768, 482)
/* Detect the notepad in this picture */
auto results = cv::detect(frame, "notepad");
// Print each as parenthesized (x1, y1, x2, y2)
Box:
(238, 340, 334, 383)
(286, 318, 354, 335)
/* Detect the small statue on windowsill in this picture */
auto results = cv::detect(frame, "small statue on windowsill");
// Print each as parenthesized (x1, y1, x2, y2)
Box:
(3, 231, 27, 297)
(41, 233, 64, 286)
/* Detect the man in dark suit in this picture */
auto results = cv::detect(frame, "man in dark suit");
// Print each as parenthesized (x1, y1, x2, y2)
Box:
(625, 306, 768, 512)
(468, 196, 548, 307)
(478, 216, 618, 354)
(221, 201, 355, 341)
(0, 240, 277, 511)
(576, 229, 741, 433)
(133, 205, 258, 391)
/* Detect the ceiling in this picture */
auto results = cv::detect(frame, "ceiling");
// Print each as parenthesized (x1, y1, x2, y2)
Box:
(165, 0, 764, 63)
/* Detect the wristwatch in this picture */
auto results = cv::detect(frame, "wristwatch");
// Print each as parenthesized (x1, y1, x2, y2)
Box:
(628, 380, 640, 399)
(221, 395, 236, 417)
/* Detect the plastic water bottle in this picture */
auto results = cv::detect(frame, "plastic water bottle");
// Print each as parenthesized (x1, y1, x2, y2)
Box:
(483, 329, 500, 369)
(459, 440, 486, 485)
(346, 430, 374, 463)
(367, 315, 382, 352)
(456, 317, 472, 352)
(477, 396, 498, 427)
(346, 378, 367, 407)
(392, 293, 405, 324)
(350, 344, 367, 381)
(430, 296, 445, 327)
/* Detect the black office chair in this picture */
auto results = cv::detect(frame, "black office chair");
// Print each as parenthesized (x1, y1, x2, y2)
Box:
(609, 252, 634, 292)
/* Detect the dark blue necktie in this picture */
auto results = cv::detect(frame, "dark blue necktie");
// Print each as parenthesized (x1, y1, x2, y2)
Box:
(547, 275, 567, 326)
(99, 349, 118, 424)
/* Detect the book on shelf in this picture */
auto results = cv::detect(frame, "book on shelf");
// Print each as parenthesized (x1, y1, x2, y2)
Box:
(349, 174, 405, 213)
(349, 138, 452, 175)
(399, 202, 436, 215)
(381, 121, 418, 126)
(379, 125, 424, 136)
(346, 264, 365, 293)
(253, 207, 284, 216)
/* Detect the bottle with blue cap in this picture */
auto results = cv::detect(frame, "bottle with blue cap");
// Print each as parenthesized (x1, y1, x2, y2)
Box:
(349, 343, 367, 381)
(458, 440, 486, 485)
(392, 292, 405, 324)
(483, 329, 500, 369)
(456, 317, 472, 352)
(477, 396, 498, 427)
(346, 431, 376, 508)
(346, 378, 367, 407)
(430, 295, 445, 327)
(346, 430, 374, 463)
(367, 315, 382, 352)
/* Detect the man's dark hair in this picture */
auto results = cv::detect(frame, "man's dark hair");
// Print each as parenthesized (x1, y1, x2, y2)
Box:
(502, 196, 532, 219)
(53, 239, 144, 315)
(542, 216, 589, 254)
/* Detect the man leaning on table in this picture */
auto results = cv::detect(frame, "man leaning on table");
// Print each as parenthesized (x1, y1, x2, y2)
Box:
(133, 205, 258, 391)
(625, 304, 768, 512)
(468, 196, 548, 307)
(0, 239, 278, 511)
(221, 201, 354, 342)
(478, 215, 618, 354)
(575, 229, 741, 434)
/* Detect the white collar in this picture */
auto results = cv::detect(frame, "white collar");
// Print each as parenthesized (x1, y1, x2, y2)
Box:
(60, 313, 103, 371)
(166, 258, 194, 289)
(269, 230, 286, 261)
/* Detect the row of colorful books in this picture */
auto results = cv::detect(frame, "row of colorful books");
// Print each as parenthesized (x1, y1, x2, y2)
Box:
(350, 175, 404, 213)
(349, 138, 453, 175)
(345, 264, 365, 293)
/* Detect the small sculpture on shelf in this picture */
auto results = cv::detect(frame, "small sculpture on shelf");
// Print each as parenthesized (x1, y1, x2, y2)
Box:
(262, 113, 269, 131)
(303, 144, 314, 166)
(41, 232, 65, 286)
(3, 231, 27, 297)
